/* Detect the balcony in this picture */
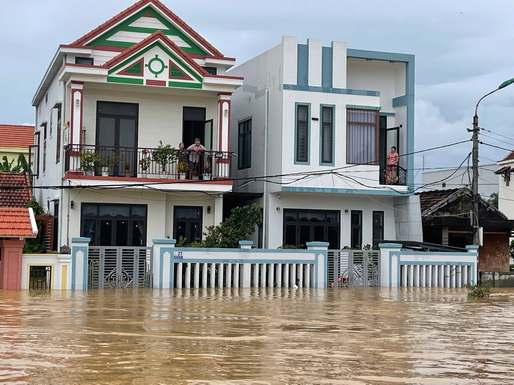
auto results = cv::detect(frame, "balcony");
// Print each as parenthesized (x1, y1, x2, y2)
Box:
(379, 165, 407, 186)
(64, 144, 231, 180)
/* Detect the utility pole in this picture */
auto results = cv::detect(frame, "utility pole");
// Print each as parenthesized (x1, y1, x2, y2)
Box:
(471, 113, 480, 246)
(470, 77, 514, 245)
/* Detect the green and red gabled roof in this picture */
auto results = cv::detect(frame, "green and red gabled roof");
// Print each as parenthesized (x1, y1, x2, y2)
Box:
(72, 0, 224, 59)
(104, 31, 208, 88)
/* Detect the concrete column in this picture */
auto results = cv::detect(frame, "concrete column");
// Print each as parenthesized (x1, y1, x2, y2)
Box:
(307, 38, 322, 87)
(70, 237, 90, 291)
(466, 245, 479, 285)
(306, 241, 329, 288)
(332, 41, 347, 89)
(70, 81, 84, 146)
(152, 238, 176, 289)
(379, 243, 402, 287)
(0, 239, 24, 289)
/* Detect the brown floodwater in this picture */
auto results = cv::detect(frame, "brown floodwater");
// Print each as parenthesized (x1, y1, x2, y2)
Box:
(1, 287, 513, 385)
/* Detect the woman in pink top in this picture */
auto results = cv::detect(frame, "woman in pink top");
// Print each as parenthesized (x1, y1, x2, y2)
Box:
(386, 146, 399, 184)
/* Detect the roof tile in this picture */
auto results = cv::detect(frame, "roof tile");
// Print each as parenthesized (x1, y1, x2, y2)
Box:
(0, 124, 34, 148)
(0, 173, 32, 207)
(0, 208, 36, 238)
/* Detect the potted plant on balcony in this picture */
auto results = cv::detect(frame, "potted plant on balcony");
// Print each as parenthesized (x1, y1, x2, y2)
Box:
(177, 161, 189, 179)
(203, 164, 212, 180)
(100, 154, 110, 176)
(152, 141, 175, 176)
(78, 150, 101, 176)
(138, 148, 151, 177)
(124, 162, 131, 177)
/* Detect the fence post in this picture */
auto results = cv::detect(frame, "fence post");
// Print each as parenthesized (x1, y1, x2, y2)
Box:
(465, 245, 479, 286)
(378, 243, 402, 287)
(306, 241, 329, 288)
(71, 237, 90, 291)
(152, 238, 176, 289)
(239, 240, 253, 287)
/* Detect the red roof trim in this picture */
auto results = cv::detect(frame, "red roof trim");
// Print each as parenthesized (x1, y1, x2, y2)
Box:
(71, 0, 223, 58)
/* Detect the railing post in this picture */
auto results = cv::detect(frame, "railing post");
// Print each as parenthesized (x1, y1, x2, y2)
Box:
(70, 237, 90, 291)
(306, 241, 329, 288)
(152, 238, 176, 289)
(239, 240, 253, 287)
(466, 245, 479, 285)
(379, 243, 402, 287)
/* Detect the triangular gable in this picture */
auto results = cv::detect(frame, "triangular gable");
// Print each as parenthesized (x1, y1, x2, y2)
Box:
(72, 0, 223, 58)
(105, 32, 207, 89)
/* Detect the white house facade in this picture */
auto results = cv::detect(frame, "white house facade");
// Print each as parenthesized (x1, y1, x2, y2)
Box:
(228, 37, 422, 249)
(32, 0, 242, 250)
(496, 150, 514, 220)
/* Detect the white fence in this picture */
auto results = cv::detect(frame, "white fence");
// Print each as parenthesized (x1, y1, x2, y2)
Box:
(379, 243, 478, 288)
(153, 240, 328, 289)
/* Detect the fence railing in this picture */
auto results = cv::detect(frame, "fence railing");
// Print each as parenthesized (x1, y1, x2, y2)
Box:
(64, 144, 232, 179)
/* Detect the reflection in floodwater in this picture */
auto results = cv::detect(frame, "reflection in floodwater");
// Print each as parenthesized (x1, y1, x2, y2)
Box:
(1, 287, 514, 384)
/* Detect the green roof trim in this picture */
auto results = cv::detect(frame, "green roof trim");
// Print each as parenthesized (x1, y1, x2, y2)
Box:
(107, 76, 144, 85)
(87, 6, 208, 56)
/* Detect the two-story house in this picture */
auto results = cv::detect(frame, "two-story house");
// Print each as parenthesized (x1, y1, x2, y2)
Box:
(32, 0, 242, 249)
(496, 150, 514, 220)
(228, 37, 422, 248)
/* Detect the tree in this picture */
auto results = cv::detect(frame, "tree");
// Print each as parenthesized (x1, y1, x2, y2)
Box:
(202, 203, 262, 248)
(487, 192, 498, 208)
(0, 154, 29, 173)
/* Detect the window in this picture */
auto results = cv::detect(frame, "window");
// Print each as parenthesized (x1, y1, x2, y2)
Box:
(238, 119, 252, 169)
(347, 108, 379, 164)
(372, 211, 384, 247)
(81, 204, 147, 246)
(75, 57, 94, 65)
(350, 210, 362, 248)
(283, 209, 340, 249)
(295, 104, 310, 163)
(320, 105, 334, 164)
(203, 67, 217, 75)
(56, 108, 61, 163)
(42, 123, 47, 173)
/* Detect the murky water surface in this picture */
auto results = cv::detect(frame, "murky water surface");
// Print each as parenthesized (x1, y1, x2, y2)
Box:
(1, 287, 514, 385)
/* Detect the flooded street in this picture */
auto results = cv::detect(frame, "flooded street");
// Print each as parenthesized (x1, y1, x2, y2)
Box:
(1, 288, 514, 384)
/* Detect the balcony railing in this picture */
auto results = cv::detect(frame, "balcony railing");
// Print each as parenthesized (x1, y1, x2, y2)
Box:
(64, 144, 232, 180)
(380, 165, 407, 186)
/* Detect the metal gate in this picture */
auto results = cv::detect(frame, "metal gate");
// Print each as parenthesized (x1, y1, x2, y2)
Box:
(88, 247, 152, 289)
(328, 250, 380, 288)
(29, 266, 52, 290)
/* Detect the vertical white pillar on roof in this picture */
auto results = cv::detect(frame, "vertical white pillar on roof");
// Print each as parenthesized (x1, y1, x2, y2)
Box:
(282, 36, 298, 85)
(332, 41, 347, 89)
(307, 38, 322, 87)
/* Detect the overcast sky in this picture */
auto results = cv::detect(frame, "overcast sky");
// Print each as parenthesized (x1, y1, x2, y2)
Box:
(2, 0, 514, 177)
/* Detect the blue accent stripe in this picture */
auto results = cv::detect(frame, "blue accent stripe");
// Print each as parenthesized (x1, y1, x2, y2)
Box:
(281, 186, 408, 196)
(346, 104, 380, 110)
(392, 95, 408, 107)
(297, 44, 308, 86)
(174, 258, 317, 264)
(322, 47, 333, 88)
(284, 84, 380, 96)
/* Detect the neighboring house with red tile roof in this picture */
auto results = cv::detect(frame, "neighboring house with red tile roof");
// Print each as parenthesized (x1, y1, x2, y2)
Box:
(0, 124, 34, 167)
(0, 208, 38, 238)
(418, 187, 514, 272)
(496, 150, 514, 220)
(0, 173, 32, 207)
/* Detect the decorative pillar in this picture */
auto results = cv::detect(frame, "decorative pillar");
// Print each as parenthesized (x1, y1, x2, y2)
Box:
(306, 241, 329, 288)
(466, 244, 479, 285)
(217, 93, 231, 177)
(152, 238, 176, 289)
(70, 81, 84, 146)
(379, 243, 402, 287)
(239, 240, 253, 288)
(71, 237, 90, 291)
(0, 239, 25, 289)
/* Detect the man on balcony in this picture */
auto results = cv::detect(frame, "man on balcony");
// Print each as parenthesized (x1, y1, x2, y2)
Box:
(187, 138, 206, 178)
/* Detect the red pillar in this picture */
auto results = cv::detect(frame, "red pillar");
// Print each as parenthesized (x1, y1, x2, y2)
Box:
(0, 239, 24, 289)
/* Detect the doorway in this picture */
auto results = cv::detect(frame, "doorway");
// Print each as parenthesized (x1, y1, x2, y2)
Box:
(173, 206, 203, 245)
(182, 107, 212, 149)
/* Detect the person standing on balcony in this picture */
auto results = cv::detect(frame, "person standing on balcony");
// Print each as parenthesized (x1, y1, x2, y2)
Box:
(386, 146, 399, 184)
(187, 138, 205, 178)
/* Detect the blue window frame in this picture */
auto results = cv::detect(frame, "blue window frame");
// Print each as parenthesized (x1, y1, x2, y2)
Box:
(295, 103, 310, 163)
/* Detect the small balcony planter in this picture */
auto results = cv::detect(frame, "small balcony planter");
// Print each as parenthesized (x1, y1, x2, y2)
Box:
(152, 141, 175, 175)
(78, 151, 102, 176)
(203, 165, 212, 180)
(177, 161, 189, 179)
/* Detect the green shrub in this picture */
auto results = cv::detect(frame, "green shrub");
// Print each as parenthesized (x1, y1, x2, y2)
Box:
(466, 284, 491, 298)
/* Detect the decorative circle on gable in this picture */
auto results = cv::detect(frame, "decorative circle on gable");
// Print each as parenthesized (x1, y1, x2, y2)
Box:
(146, 54, 168, 78)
